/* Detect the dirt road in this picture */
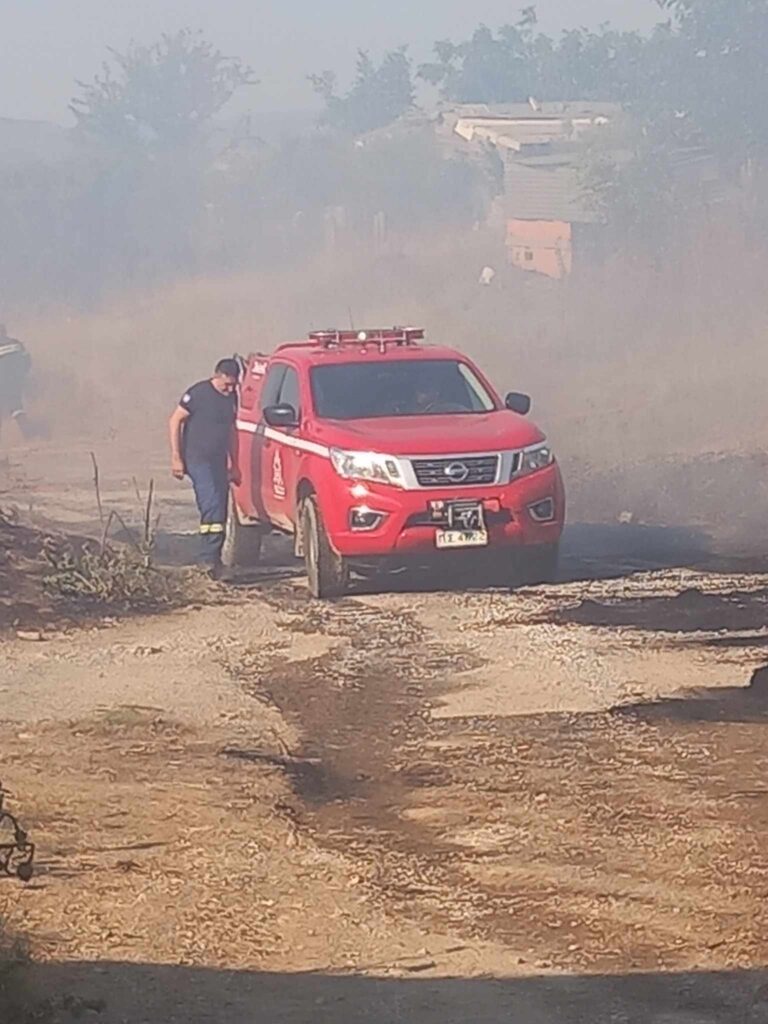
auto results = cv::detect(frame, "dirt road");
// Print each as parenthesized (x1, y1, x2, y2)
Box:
(2, 442, 768, 1022)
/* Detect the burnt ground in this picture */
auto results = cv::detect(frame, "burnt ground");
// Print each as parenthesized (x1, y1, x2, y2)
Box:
(0, 512, 57, 631)
(228, 583, 768, 974)
(2, 442, 768, 1021)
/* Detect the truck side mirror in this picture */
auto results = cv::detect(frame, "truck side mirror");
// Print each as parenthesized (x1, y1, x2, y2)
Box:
(263, 404, 299, 429)
(504, 392, 531, 415)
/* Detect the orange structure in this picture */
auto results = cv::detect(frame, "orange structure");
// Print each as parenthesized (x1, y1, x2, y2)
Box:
(507, 219, 573, 279)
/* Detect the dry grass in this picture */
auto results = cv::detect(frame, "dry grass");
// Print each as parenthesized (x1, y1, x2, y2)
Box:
(0, 507, 203, 630)
(0, 716, 295, 973)
(42, 537, 199, 612)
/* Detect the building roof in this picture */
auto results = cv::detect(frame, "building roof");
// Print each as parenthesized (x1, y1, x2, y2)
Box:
(444, 101, 622, 120)
(452, 107, 617, 152)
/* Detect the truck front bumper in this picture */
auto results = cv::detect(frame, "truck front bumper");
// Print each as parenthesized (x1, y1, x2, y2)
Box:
(323, 463, 565, 559)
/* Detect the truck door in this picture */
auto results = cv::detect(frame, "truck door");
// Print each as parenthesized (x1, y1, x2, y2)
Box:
(254, 362, 287, 525)
(231, 355, 267, 519)
(265, 365, 302, 531)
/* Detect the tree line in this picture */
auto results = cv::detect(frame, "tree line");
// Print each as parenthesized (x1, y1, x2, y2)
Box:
(317, 0, 767, 167)
(1, 1, 766, 307)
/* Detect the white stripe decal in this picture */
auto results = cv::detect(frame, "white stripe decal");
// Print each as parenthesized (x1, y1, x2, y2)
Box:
(264, 426, 330, 458)
(236, 419, 330, 459)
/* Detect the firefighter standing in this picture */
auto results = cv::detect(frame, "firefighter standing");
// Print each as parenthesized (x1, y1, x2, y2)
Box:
(169, 358, 242, 577)
(0, 324, 31, 444)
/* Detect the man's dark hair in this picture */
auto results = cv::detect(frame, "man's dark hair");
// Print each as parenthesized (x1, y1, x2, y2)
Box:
(214, 358, 241, 379)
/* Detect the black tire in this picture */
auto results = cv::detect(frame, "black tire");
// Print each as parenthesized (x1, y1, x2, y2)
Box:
(518, 542, 560, 585)
(301, 495, 348, 599)
(221, 492, 264, 569)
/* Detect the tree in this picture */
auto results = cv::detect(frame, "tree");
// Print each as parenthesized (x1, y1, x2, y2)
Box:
(70, 29, 256, 149)
(310, 48, 415, 135)
(580, 0, 768, 225)
(656, 0, 768, 163)
(420, 10, 537, 103)
(419, 1, 767, 165)
(578, 116, 691, 258)
(66, 31, 256, 291)
(419, 8, 651, 105)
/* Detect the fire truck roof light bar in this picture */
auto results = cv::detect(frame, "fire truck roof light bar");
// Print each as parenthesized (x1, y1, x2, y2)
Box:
(308, 327, 425, 348)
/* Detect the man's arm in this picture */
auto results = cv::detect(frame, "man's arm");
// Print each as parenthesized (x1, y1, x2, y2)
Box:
(169, 406, 190, 479)
(228, 423, 241, 486)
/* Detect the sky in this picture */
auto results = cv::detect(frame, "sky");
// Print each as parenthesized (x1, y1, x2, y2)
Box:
(0, 0, 662, 124)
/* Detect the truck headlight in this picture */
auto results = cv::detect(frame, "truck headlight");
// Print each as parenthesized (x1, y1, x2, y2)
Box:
(330, 448, 403, 487)
(514, 443, 554, 479)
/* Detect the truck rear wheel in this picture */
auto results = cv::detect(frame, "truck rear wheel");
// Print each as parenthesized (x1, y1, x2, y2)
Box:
(221, 493, 263, 569)
(301, 495, 349, 599)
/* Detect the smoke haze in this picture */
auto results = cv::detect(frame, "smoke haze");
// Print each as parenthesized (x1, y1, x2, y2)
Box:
(1, 0, 658, 122)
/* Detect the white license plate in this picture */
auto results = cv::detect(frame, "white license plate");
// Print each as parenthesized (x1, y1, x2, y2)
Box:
(435, 529, 489, 549)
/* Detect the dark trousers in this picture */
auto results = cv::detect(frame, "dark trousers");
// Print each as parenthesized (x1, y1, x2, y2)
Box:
(187, 460, 228, 565)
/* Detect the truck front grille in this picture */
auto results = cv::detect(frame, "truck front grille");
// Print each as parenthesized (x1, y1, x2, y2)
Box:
(410, 455, 499, 487)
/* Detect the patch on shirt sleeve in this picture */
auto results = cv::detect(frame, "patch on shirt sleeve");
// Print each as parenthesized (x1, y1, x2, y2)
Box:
(181, 393, 191, 404)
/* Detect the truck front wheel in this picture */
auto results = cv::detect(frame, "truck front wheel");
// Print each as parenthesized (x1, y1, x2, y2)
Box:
(301, 495, 349, 599)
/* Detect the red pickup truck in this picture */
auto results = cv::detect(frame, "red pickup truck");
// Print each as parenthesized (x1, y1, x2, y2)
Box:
(226, 327, 565, 597)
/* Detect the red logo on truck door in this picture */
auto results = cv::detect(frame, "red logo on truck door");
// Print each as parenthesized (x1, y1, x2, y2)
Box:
(272, 449, 286, 499)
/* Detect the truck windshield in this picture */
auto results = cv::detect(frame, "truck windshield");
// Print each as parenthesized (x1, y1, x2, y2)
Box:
(311, 359, 496, 420)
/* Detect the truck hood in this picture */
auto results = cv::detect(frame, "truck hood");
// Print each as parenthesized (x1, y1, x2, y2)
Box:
(311, 411, 545, 456)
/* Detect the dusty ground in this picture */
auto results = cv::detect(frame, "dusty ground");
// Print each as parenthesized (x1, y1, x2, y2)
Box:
(2, 442, 768, 1022)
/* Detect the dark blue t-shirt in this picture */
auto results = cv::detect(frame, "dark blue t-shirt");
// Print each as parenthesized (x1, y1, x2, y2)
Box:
(180, 380, 236, 464)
